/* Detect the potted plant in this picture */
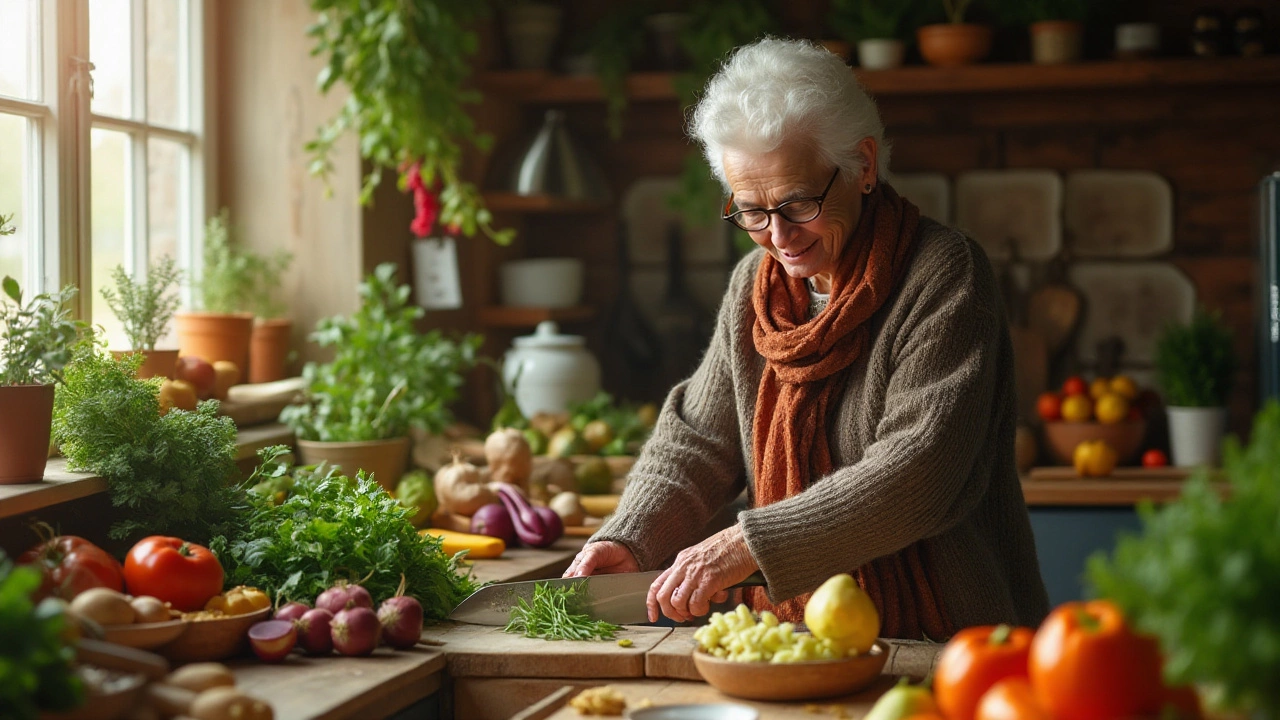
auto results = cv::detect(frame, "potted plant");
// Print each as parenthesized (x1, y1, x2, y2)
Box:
(830, 0, 921, 70)
(245, 250, 294, 384)
(100, 256, 183, 380)
(174, 210, 257, 378)
(1154, 308, 1237, 467)
(0, 275, 84, 484)
(917, 0, 993, 67)
(997, 0, 1092, 64)
(280, 263, 482, 492)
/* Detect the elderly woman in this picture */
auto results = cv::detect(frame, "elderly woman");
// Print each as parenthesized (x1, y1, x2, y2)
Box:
(565, 38, 1048, 640)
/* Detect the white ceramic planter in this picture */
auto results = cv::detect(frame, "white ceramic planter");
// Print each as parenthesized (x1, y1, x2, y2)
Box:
(503, 321, 601, 417)
(857, 39, 906, 70)
(1167, 406, 1228, 468)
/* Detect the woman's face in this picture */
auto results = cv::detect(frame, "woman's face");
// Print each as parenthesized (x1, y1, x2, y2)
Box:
(722, 138, 876, 293)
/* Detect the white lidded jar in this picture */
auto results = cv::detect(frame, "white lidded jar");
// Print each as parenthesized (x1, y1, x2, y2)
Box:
(503, 321, 601, 417)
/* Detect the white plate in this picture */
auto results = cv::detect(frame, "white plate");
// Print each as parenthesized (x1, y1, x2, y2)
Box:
(628, 704, 759, 720)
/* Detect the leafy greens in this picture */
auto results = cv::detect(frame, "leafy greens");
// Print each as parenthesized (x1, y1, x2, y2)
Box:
(504, 581, 622, 641)
(0, 551, 83, 719)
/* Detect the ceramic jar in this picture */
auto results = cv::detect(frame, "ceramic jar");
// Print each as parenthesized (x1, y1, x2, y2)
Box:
(503, 321, 601, 417)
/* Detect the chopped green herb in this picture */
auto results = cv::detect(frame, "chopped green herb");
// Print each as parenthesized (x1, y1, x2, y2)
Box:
(504, 581, 622, 641)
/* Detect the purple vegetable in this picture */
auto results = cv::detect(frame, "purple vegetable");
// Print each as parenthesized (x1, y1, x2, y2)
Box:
(470, 503, 516, 545)
(378, 596, 424, 650)
(274, 601, 310, 623)
(532, 505, 564, 546)
(294, 608, 334, 656)
(316, 582, 373, 614)
(495, 483, 555, 548)
(331, 607, 381, 657)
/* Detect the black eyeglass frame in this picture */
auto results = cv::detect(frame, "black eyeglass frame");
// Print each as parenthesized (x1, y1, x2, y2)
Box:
(721, 167, 842, 232)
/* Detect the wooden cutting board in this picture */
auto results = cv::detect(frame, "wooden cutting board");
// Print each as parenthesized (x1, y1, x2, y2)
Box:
(418, 622, 670, 679)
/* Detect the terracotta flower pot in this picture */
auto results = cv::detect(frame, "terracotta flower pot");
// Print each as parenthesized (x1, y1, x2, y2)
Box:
(1030, 20, 1084, 64)
(174, 312, 254, 375)
(917, 23, 993, 67)
(111, 349, 180, 380)
(0, 384, 55, 484)
(295, 436, 410, 493)
(248, 319, 293, 384)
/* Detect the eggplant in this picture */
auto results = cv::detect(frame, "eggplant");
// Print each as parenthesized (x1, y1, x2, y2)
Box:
(495, 483, 557, 548)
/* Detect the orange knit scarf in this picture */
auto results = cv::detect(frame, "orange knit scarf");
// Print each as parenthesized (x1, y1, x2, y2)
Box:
(745, 183, 948, 640)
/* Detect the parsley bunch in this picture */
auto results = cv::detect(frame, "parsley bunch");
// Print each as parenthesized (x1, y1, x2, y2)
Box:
(52, 345, 242, 543)
(0, 551, 83, 719)
(504, 581, 622, 642)
(212, 446, 478, 617)
(1088, 402, 1280, 717)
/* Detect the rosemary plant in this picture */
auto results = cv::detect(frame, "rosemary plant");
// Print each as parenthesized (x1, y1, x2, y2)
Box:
(99, 256, 183, 351)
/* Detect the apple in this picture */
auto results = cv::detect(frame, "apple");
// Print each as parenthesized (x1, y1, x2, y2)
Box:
(175, 356, 217, 399)
(158, 379, 198, 415)
(212, 361, 240, 400)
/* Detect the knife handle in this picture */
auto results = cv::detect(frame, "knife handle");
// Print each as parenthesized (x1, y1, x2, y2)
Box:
(730, 571, 767, 588)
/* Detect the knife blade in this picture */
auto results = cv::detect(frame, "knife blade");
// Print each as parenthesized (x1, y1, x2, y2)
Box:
(449, 571, 767, 626)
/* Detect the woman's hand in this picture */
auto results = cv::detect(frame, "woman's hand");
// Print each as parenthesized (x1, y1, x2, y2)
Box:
(563, 541, 640, 578)
(647, 524, 759, 623)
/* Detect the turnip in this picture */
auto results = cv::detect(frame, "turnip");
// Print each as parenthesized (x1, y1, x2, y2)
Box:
(294, 608, 334, 656)
(378, 596, 424, 650)
(274, 601, 310, 623)
(316, 582, 372, 614)
(470, 503, 516, 545)
(248, 619, 296, 662)
(331, 607, 381, 656)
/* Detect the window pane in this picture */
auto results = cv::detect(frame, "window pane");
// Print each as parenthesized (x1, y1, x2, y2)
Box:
(148, 137, 183, 265)
(0, 0, 35, 101)
(91, 128, 131, 349)
(0, 114, 30, 286)
(90, 0, 133, 118)
(147, 0, 183, 127)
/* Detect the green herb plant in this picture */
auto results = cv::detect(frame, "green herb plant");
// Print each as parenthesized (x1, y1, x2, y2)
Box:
(0, 551, 84, 720)
(0, 212, 14, 236)
(305, 0, 513, 245)
(1154, 308, 1238, 407)
(99, 256, 183, 351)
(280, 263, 482, 442)
(1087, 401, 1280, 718)
(213, 445, 479, 616)
(52, 344, 242, 543)
(829, 0, 922, 42)
(504, 581, 622, 641)
(1, 277, 84, 386)
(200, 209, 293, 317)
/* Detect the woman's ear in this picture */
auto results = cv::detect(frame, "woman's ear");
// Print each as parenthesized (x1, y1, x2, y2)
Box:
(855, 137, 879, 192)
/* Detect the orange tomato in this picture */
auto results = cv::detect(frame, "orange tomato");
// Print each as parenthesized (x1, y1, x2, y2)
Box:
(1093, 393, 1129, 425)
(1035, 392, 1062, 422)
(976, 678, 1052, 720)
(1029, 600, 1165, 720)
(1142, 449, 1168, 468)
(1073, 440, 1117, 477)
(1060, 394, 1093, 423)
(1089, 377, 1111, 400)
(1108, 375, 1139, 400)
(1061, 376, 1087, 396)
(934, 625, 1035, 720)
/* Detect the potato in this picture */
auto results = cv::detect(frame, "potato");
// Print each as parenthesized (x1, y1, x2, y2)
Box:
(166, 663, 236, 693)
(190, 687, 273, 720)
(70, 587, 136, 626)
(130, 596, 171, 624)
(212, 361, 239, 401)
(484, 428, 532, 490)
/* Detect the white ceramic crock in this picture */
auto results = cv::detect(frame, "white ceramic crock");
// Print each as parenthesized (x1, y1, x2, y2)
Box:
(857, 39, 906, 70)
(503, 321, 601, 417)
(1167, 406, 1228, 468)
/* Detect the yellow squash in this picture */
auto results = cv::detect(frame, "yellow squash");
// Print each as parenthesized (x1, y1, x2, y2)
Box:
(419, 528, 506, 559)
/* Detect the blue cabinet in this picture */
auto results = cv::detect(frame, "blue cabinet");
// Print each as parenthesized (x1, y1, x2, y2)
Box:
(1027, 507, 1143, 607)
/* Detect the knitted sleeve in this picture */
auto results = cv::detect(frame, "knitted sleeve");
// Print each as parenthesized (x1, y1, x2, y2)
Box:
(588, 256, 756, 570)
(738, 235, 1008, 603)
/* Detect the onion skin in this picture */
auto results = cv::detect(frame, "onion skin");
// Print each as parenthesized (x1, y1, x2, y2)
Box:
(331, 607, 381, 657)
(378, 596, 425, 650)
(248, 619, 297, 662)
(470, 503, 517, 545)
(274, 601, 310, 623)
(495, 483, 554, 547)
(295, 608, 334, 656)
(316, 583, 373, 615)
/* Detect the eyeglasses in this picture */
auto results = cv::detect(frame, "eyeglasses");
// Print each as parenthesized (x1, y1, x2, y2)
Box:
(722, 168, 841, 232)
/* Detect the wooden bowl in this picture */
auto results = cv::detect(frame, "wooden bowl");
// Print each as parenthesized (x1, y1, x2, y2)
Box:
(691, 640, 889, 702)
(40, 670, 146, 720)
(1043, 420, 1147, 465)
(101, 618, 189, 650)
(157, 607, 270, 663)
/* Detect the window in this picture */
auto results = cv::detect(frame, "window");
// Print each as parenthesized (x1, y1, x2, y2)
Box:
(0, 0, 207, 349)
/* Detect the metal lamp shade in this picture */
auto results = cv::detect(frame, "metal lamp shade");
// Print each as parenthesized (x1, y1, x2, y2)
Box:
(507, 109, 611, 202)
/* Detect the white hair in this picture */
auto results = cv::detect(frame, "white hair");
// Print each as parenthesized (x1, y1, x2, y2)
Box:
(690, 37, 891, 191)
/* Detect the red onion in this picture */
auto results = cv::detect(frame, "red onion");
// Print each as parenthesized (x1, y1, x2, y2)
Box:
(294, 608, 334, 656)
(331, 607, 381, 657)
(274, 601, 310, 623)
(470, 503, 516, 545)
(248, 620, 296, 662)
(316, 582, 373, 614)
(495, 483, 556, 548)
(532, 505, 564, 546)
(378, 596, 424, 650)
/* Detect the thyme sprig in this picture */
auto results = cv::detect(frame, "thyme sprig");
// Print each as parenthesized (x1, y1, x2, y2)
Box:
(504, 581, 622, 642)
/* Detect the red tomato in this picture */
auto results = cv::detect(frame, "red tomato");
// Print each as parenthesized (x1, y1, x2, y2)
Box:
(935, 625, 1035, 720)
(1029, 600, 1165, 720)
(976, 678, 1053, 720)
(18, 533, 125, 600)
(1142, 449, 1169, 468)
(1035, 392, 1062, 422)
(123, 536, 225, 612)
(1061, 376, 1087, 396)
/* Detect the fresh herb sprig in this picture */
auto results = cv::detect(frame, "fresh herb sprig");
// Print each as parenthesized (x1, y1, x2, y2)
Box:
(1, 277, 84, 386)
(1088, 401, 1280, 718)
(0, 551, 83, 719)
(100, 256, 183, 351)
(504, 581, 622, 641)
(212, 445, 478, 617)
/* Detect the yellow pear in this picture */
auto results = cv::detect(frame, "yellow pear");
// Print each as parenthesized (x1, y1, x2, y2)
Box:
(803, 573, 880, 653)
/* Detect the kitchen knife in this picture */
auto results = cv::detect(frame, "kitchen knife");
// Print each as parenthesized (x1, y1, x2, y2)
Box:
(449, 570, 767, 626)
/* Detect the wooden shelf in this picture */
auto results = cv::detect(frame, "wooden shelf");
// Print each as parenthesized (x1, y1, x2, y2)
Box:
(1021, 465, 1229, 506)
(477, 305, 596, 328)
(477, 56, 1280, 104)
(483, 192, 610, 214)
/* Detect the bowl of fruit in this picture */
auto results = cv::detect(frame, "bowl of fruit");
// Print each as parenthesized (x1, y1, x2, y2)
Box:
(1039, 374, 1150, 466)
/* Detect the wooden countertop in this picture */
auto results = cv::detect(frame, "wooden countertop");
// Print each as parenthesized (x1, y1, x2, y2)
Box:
(1021, 466, 1227, 506)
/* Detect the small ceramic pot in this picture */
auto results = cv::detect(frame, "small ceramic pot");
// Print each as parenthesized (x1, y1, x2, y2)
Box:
(295, 436, 411, 493)
(503, 321, 601, 417)
(1031, 20, 1084, 64)
(857, 39, 906, 70)
(248, 318, 292, 384)
(500, 258, 584, 308)
(111, 349, 180, 380)
(1167, 406, 1227, 467)
(1115, 22, 1160, 59)
(503, 2, 562, 70)
(0, 384, 55, 484)
(174, 312, 255, 375)
(917, 23, 993, 67)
